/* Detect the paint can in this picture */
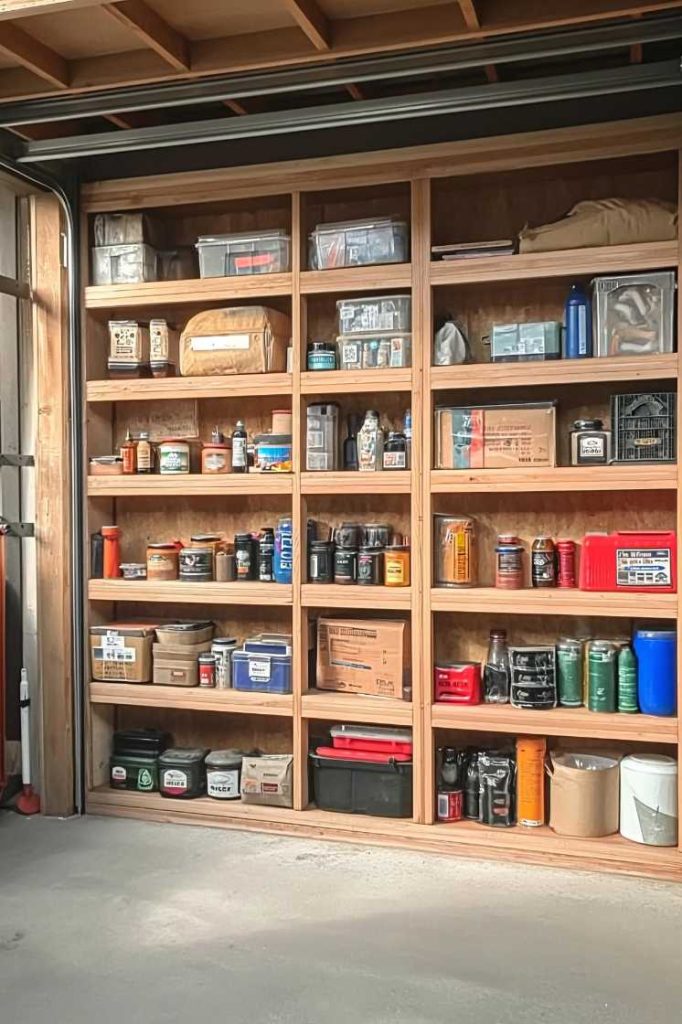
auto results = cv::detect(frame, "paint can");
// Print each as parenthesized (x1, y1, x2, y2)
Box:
(434, 514, 476, 587)
(179, 546, 214, 582)
(206, 750, 245, 800)
(620, 754, 678, 846)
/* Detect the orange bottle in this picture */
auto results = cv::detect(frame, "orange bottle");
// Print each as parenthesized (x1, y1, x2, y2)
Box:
(120, 430, 137, 474)
(101, 525, 121, 579)
(516, 736, 546, 827)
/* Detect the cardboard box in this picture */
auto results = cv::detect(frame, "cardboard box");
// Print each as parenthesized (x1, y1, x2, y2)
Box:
(152, 641, 213, 687)
(436, 403, 556, 470)
(180, 305, 290, 376)
(90, 623, 156, 683)
(316, 618, 411, 700)
(241, 754, 293, 807)
(549, 753, 620, 838)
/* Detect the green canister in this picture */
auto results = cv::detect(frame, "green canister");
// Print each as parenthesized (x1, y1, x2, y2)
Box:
(617, 645, 639, 713)
(557, 638, 583, 707)
(588, 641, 617, 713)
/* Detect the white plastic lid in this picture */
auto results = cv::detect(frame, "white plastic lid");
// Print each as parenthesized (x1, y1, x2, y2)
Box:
(330, 725, 411, 742)
(621, 754, 678, 775)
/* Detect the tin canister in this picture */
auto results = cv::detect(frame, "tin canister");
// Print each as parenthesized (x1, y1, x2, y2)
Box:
(556, 638, 583, 707)
(146, 542, 179, 581)
(361, 522, 392, 549)
(434, 514, 476, 587)
(308, 540, 334, 583)
(179, 546, 213, 582)
(334, 547, 357, 584)
(211, 637, 238, 688)
(274, 516, 293, 584)
(198, 652, 217, 688)
(357, 547, 383, 585)
(437, 789, 463, 822)
(516, 736, 546, 827)
(588, 640, 617, 712)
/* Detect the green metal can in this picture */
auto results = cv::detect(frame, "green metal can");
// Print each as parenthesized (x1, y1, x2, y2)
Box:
(617, 645, 639, 713)
(557, 638, 583, 707)
(587, 641, 617, 713)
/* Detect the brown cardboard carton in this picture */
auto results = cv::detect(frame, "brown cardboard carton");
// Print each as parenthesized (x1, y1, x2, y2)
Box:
(484, 405, 556, 468)
(240, 754, 293, 807)
(549, 753, 620, 838)
(152, 641, 212, 687)
(90, 623, 156, 683)
(316, 618, 411, 700)
(180, 306, 290, 376)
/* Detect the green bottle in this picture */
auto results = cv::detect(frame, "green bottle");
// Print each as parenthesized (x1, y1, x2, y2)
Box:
(617, 646, 639, 714)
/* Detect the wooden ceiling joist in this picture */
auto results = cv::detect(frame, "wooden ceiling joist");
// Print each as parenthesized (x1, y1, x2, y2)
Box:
(0, 0, 106, 17)
(345, 83, 364, 100)
(224, 98, 248, 115)
(283, 0, 331, 51)
(457, 0, 481, 31)
(0, 21, 68, 88)
(104, 0, 190, 73)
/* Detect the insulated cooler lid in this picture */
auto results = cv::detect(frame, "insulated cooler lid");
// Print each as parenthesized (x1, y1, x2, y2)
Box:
(621, 754, 678, 775)
(159, 747, 209, 766)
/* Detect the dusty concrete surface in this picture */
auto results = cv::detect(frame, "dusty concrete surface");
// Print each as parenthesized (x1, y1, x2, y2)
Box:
(1, 813, 681, 1024)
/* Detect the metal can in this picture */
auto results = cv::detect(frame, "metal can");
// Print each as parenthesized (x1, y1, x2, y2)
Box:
(146, 542, 179, 581)
(334, 522, 361, 549)
(211, 638, 238, 689)
(334, 547, 357, 584)
(357, 546, 383, 585)
(556, 637, 584, 707)
(234, 534, 257, 581)
(617, 645, 639, 713)
(308, 540, 334, 583)
(587, 640, 617, 712)
(158, 438, 190, 475)
(556, 538, 577, 588)
(437, 789, 463, 822)
(198, 652, 217, 688)
(274, 516, 293, 584)
(258, 527, 275, 582)
(434, 514, 476, 587)
(495, 534, 524, 589)
(384, 544, 410, 587)
(361, 522, 392, 549)
(178, 546, 213, 582)
(516, 736, 546, 827)
(531, 536, 556, 588)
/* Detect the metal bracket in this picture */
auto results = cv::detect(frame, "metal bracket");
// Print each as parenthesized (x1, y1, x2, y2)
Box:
(0, 518, 34, 538)
(0, 453, 34, 467)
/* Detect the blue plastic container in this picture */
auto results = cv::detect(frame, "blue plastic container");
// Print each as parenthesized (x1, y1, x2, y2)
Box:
(274, 516, 293, 584)
(232, 640, 292, 694)
(564, 283, 592, 359)
(633, 629, 677, 716)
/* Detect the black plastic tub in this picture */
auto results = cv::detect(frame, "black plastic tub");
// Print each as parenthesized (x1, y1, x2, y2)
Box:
(310, 753, 413, 818)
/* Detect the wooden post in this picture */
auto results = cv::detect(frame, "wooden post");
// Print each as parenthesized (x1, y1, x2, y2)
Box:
(31, 191, 74, 816)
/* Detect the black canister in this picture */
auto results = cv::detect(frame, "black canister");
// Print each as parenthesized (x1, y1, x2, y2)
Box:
(258, 527, 275, 582)
(361, 522, 393, 549)
(334, 522, 361, 549)
(334, 547, 357, 584)
(309, 540, 334, 583)
(357, 546, 383, 585)
(464, 752, 480, 820)
(234, 533, 257, 581)
(159, 747, 209, 799)
(178, 546, 213, 582)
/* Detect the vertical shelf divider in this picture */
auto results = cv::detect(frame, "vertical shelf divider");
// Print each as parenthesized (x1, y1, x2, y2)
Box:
(676, 148, 682, 853)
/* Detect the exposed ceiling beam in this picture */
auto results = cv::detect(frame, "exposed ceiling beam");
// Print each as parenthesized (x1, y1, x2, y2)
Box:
(0, 0, 108, 18)
(0, 22, 69, 88)
(104, 1, 190, 72)
(458, 0, 481, 31)
(283, 0, 331, 51)
(104, 112, 133, 128)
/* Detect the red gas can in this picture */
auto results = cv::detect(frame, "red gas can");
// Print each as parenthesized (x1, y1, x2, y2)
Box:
(434, 662, 482, 704)
(579, 531, 676, 593)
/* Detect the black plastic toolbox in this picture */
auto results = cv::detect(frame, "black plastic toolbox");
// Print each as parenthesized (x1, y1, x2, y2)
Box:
(310, 752, 413, 818)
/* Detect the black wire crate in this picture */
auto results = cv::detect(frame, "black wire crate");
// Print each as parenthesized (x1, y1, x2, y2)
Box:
(611, 391, 676, 464)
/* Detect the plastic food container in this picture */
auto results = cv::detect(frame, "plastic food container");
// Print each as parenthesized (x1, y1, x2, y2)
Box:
(336, 295, 411, 334)
(592, 271, 675, 358)
(196, 230, 291, 278)
(159, 747, 208, 799)
(620, 754, 678, 846)
(205, 749, 246, 800)
(310, 751, 413, 817)
(309, 217, 408, 270)
(158, 439, 191, 475)
(337, 333, 412, 370)
(232, 642, 292, 694)
(92, 243, 158, 285)
(330, 724, 413, 756)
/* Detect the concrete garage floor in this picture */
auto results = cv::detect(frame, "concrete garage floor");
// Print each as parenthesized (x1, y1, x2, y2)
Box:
(1, 815, 681, 1024)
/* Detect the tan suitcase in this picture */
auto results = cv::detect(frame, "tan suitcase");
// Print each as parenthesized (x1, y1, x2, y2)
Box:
(180, 306, 290, 376)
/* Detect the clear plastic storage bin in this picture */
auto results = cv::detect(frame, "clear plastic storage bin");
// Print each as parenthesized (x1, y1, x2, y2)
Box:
(592, 271, 676, 357)
(196, 230, 291, 277)
(336, 294, 411, 334)
(310, 217, 408, 269)
(92, 243, 158, 285)
(337, 333, 412, 370)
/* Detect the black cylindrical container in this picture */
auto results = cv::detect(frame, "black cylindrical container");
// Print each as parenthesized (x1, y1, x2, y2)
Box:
(334, 547, 357, 584)
(234, 534, 257, 581)
(309, 540, 334, 583)
(334, 522, 361, 549)
(258, 527, 275, 582)
(464, 752, 480, 820)
(361, 522, 392, 549)
(90, 531, 104, 579)
(178, 547, 213, 582)
(357, 546, 383, 585)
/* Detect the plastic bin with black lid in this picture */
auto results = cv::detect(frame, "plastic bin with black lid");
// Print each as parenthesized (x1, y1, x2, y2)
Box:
(196, 230, 291, 278)
(310, 749, 413, 817)
(310, 217, 409, 270)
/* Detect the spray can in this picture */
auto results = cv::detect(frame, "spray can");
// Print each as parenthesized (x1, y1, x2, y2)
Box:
(516, 736, 546, 827)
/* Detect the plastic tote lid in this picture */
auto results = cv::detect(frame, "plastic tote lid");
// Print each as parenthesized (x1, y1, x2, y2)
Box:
(553, 753, 619, 772)
(634, 629, 676, 640)
(621, 754, 678, 775)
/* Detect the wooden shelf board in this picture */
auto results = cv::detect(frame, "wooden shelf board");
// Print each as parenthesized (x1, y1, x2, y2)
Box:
(301, 369, 412, 394)
(302, 690, 413, 725)
(300, 264, 412, 294)
(86, 789, 682, 881)
(430, 240, 678, 286)
(431, 465, 677, 494)
(85, 273, 292, 309)
(431, 354, 678, 391)
(90, 681, 293, 715)
(88, 474, 293, 497)
(301, 471, 411, 494)
(430, 587, 677, 618)
(88, 580, 293, 606)
(86, 373, 292, 402)
(302, 584, 411, 610)
(430, 703, 678, 743)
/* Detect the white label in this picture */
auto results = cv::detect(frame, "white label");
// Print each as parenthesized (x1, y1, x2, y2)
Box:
(383, 450, 406, 469)
(162, 769, 188, 791)
(249, 658, 272, 682)
(207, 769, 240, 799)
(616, 548, 671, 588)
(191, 334, 250, 351)
(307, 430, 324, 449)
(232, 437, 247, 468)
(96, 646, 135, 663)
(111, 765, 127, 781)
(103, 633, 125, 649)
(578, 306, 588, 355)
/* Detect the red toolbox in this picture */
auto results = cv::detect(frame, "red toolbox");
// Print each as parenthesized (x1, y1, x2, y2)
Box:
(579, 531, 676, 592)
(330, 724, 413, 756)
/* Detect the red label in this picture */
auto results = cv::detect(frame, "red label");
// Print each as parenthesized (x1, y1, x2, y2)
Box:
(437, 789, 463, 822)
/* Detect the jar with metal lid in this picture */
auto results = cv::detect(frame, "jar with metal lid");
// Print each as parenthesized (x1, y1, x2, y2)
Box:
(234, 534, 257, 581)
(334, 522, 361, 549)
(179, 546, 214, 582)
(383, 432, 407, 470)
(211, 638, 238, 689)
(146, 542, 180, 581)
(307, 341, 337, 371)
(570, 418, 612, 465)
(434, 514, 476, 588)
(308, 540, 334, 583)
(384, 543, 410, 587)
(158, 437, 191, 475)
(495, 534, 524, 589)
(360, 522, 392, 549)
(357, 546, 383, 586)
(334, 547, 357, 584)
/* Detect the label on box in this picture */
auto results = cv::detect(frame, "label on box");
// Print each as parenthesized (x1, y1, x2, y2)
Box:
(248, 658, 271, 682)
(383, 451, 406, 470)
(103, 632, 125, 649)
(616, 548, 671, 588)
(95, 646, 135, 663)
(162, 769, 188, 794)
(207, 770, 240, 798)
(191, 334, 250, 351)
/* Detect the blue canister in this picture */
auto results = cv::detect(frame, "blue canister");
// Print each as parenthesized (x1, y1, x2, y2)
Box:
(274, 516, 293, 584)
(633, 629, 677, 716)
(563, 283, 592, 358)
(307, 342, 337, 371)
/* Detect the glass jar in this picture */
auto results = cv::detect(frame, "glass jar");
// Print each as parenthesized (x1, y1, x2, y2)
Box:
(483, 629, 510, 704)
(384, 544, 410, 587)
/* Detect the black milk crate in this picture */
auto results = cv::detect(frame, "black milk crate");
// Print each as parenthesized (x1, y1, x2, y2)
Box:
(611, 391, 676, 463)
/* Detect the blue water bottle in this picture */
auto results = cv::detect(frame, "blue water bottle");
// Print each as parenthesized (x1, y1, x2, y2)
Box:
(274, 516, 293, 584)
(564, 283, 592, 358)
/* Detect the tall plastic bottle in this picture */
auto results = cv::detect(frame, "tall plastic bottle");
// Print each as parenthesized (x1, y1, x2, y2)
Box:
(564, 283, 592, 359)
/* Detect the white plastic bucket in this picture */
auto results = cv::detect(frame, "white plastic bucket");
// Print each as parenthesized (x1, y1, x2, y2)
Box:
(620, 754, 678, 847)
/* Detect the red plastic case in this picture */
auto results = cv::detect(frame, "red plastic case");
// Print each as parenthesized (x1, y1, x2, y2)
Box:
(579, 531, 676, 593)
(316, 746, 411, 764)
(330, 725, 413, 755)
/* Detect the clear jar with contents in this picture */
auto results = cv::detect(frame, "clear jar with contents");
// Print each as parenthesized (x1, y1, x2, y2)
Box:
(384, 543, 410, 587)
(483, 629, 511, 704)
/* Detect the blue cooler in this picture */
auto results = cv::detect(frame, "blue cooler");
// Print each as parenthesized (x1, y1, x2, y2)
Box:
(633, 629, 676, 716)
(232, 635, 292, 694)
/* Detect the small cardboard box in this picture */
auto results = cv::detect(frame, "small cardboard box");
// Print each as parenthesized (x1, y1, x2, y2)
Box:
(436, 403, 556, 470)
(90, 623, 156, 683)
(316, 618, 411, 700)
(241, 754, 293, 807)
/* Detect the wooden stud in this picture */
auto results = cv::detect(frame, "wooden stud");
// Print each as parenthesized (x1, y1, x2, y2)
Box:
(104, 0, 191, 73)
(0, 22, 69, 89)
(345, 83, 364, 101)
(283, 0, 331, 51)
(223, 99, 248, 116)
(458, 0, 481, 30)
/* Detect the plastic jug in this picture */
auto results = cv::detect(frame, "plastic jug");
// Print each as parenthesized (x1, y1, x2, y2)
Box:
(564, 283, 592, 358)
(633, 629, 676, 716)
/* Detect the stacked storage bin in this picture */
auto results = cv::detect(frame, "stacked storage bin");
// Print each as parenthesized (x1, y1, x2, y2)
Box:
(311, 725, 413, 818)
(336, 295, 412, 370)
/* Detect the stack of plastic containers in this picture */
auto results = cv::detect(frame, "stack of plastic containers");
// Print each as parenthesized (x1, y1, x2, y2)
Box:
(310, 724, 413, 817)
(336, 295, 412, 370)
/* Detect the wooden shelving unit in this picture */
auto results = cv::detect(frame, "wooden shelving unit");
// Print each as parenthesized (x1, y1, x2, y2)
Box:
(81, 117, 682, 880)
